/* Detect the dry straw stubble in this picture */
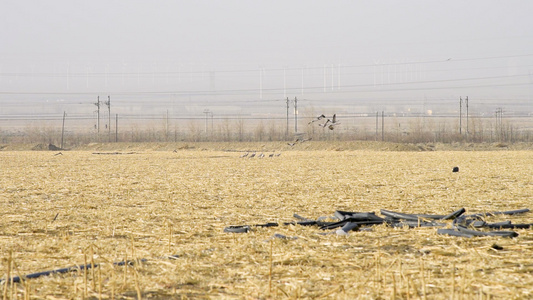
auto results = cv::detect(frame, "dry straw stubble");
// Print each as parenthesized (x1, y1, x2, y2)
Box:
(0, 143, 532, 299)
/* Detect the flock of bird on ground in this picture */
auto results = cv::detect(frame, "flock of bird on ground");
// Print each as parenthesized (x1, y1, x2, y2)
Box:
(240, 152, 281, 158)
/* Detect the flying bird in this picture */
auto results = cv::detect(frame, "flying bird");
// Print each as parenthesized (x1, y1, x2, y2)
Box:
(319, 119, 330, 128)
(308, 114, 326, 125)
(287, 139, 300, 147)
(319, 114, 340, 130)
(327, 114, 340, 130)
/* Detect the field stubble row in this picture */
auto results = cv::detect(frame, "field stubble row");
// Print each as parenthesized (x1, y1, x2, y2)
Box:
(0, 145, 532, 299)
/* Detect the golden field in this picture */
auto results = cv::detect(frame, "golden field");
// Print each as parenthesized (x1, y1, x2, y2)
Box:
(0, 142, 532, 299)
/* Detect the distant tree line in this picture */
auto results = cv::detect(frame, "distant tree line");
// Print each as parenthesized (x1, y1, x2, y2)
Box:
(1, 112, 532, 147)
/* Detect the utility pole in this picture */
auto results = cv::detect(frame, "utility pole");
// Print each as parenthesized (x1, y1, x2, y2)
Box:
(203, 109, 211, 138)
(61, 111, 66, 149)
(381, 111, 385, 141)
(495, 109, 498, 140)
(495, 108, 500, 140)
(465, 96, 469, 136)
(94, 96, 100, 134)
(375, 111, 379, 141)
(204, 109, 209, 134)
(115, 114, 118, 142)
(105, 96, 111, 140)
(286, 97, 289, 137)
(459, 97, 462, 135)
(294, 97, 298, 133)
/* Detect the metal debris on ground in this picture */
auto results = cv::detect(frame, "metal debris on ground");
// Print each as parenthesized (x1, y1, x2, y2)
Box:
(0, 255, 179, 283)
(224, 208, 531, 238)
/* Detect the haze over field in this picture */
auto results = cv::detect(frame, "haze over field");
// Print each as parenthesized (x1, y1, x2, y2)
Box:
(1, 1, 533, 121)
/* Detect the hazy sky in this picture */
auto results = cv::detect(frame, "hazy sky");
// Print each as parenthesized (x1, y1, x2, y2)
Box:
(1, 1, 533, 115)
(3, 1, 532, 63)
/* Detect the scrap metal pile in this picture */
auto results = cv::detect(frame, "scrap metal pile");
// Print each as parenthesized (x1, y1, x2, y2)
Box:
(224, 208, 532, 238)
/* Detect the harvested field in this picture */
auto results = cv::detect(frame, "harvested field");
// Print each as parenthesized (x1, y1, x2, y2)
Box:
(1, 142, 532, 299)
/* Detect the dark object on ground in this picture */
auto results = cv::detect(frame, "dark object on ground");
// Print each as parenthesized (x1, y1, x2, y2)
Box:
(334, 210, 377, 220)
(53, 152, 63, 156)
(389, 221, 447, 228)
(455, 225, 519, 238)
(255, 222, 279, 227)
(453, 166, 459, 172)
(48, 144, 62, 151)
(441, 208, 466, 220)
(223, 226, 250, 233)
(435, 209, 531, 238)
(437, 227, 518, 238)
(497, 208, 531, 215)
(225, 208, 530, 239)
(272, 233, 298, 240)
(437, 228, 473, 238)
(92, 152, 136, 155)
(380, 208, 465, 222)
(491, 244, 504, 250)
(293, 213, 315, 221)
(381, 209, 429, 221)
(486, 223, 533, 229)
(224, 222, 279, 233)
(1, 257, 156, 283)
(340, 222, 360, 232)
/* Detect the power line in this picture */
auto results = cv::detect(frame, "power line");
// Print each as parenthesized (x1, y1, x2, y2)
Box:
(0, 73, 530, 96)
(1, 53, 533, 77)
